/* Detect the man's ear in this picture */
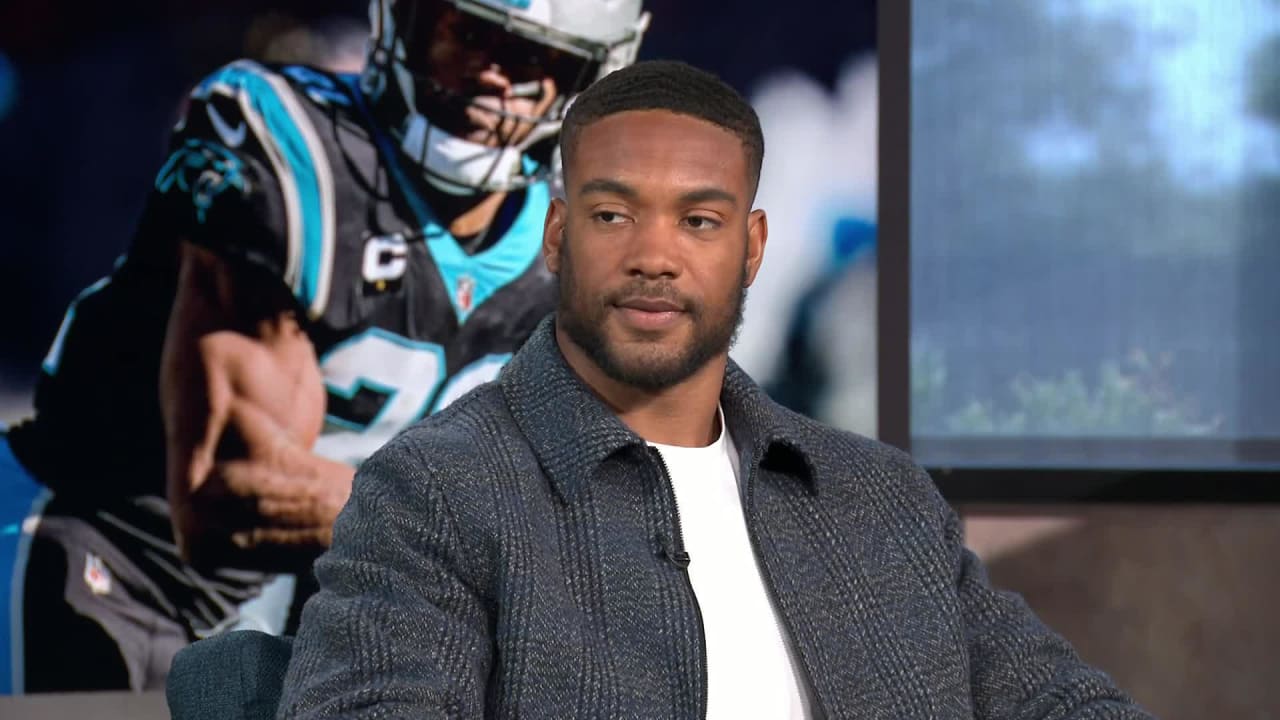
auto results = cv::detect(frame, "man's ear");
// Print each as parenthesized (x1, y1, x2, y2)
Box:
(543, 197, 567, 274)
(743, 208, 768, 287)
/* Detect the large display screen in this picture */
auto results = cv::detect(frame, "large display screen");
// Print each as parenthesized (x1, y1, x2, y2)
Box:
(0, 0, 878, 703)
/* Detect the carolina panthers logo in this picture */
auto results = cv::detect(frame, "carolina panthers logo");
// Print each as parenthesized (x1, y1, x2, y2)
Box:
(155, 138, 247, 224)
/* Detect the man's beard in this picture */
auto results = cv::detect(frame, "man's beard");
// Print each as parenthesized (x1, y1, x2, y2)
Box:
(556, 236, 747, 393)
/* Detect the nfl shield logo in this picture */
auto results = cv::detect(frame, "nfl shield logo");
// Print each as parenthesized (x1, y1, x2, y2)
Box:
(84, 553, 112, 596)
(457, 275, 476, 314)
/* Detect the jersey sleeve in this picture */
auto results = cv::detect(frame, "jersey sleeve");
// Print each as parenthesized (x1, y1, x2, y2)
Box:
(150, 60, 337, 317)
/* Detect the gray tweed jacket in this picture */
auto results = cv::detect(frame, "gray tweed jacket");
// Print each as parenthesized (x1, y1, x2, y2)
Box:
(279, 317, 1152, 719)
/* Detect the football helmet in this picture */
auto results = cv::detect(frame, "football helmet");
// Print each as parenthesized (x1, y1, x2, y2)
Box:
(362, 0, 649, 194)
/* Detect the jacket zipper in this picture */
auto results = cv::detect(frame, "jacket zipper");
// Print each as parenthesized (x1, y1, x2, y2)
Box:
(649, 446, 708, 720)
(743, 465, 831, 720)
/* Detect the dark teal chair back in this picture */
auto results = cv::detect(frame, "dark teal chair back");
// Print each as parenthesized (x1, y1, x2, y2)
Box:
(166, 631, 293, 720)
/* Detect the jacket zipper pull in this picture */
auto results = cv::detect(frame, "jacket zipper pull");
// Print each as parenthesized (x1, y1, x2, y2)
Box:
(648, 447, 693, 570)
(667, 548, 691, 569)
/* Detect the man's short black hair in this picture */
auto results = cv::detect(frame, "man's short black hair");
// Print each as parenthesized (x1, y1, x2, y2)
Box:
(559, 60, 765, 193)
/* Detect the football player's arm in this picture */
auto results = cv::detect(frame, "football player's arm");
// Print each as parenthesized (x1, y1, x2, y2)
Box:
(160, 239, 354, 572)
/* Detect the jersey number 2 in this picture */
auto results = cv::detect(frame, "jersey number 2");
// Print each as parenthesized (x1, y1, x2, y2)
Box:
(312, 328, 509, 465)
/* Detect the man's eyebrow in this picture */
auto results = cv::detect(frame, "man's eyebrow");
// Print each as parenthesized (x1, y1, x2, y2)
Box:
(678, 187, 737, 207)
(578, 178, 638, 198)
(577, 180, 739, 208)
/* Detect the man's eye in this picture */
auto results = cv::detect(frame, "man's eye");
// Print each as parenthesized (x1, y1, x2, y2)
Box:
(685, 216, 720, 230)
(594, 211, 625, 224)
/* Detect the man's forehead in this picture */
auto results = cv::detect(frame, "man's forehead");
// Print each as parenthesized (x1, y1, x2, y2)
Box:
(569, 111, 748, 189)
(575, 177, 738, 208)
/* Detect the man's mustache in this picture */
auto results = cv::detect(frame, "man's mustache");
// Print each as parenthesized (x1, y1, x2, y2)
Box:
(604, 283, 697, 314)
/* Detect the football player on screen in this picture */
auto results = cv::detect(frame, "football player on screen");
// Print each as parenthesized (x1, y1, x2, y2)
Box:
(0, 0, 648, 693)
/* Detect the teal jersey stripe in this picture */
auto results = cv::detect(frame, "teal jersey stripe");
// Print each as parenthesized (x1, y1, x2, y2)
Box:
(41, 276, 111, 376)
(197, 64, 329, 310)
(422, 179, 548, 324)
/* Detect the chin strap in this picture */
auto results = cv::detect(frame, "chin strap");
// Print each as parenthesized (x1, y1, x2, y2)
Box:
(394, 108, 558, 195)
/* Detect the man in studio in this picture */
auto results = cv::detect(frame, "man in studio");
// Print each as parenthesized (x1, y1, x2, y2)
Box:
(279, 59, 1153, 719)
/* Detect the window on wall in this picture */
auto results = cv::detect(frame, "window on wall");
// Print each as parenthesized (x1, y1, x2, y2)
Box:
(910, 0, 1280, 470)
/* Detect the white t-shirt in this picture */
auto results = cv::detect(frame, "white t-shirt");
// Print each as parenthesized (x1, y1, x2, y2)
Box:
(649, 410, 811, 720)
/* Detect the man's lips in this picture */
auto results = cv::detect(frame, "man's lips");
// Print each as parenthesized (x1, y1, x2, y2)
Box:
(613, 297, 687, 331)
(615, 297, 684, 313)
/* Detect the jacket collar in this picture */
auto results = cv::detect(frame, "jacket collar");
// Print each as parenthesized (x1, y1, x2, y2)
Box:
(499, 316, 817, 502)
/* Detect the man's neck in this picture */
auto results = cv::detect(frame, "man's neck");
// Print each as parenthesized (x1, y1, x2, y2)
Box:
(422, 185, 510, 251)
(554, 324, 726, 448)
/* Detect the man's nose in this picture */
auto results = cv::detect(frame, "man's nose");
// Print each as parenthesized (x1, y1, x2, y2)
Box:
(625, 220, 681, 280)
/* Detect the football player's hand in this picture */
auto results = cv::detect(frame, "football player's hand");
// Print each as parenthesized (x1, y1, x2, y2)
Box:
(163, 241, 351, 571)
(187, 397, 353, 564)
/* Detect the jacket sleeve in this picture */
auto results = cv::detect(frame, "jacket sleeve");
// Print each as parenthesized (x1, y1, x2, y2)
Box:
(935, 485, 1156, 720)
(277, 435, 492, 719)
